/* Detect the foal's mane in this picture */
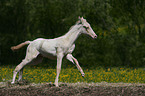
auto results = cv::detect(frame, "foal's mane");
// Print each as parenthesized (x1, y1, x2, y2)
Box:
(68, 20, 81, 31)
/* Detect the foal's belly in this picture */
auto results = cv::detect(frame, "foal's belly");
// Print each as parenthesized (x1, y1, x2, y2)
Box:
(39, 49, 57, 60)
(42, 53, 57, 60)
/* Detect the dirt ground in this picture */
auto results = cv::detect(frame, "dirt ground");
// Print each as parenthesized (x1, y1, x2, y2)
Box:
(0, 81, 145, 96)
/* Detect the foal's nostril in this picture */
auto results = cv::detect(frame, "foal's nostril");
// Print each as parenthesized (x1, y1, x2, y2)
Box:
(94, 35, 97, 38)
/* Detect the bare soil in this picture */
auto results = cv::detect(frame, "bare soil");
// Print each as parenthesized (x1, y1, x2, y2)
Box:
(0, 81, 145, 96)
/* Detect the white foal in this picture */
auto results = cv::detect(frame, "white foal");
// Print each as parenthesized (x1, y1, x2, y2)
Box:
(11, 17, 97, 87)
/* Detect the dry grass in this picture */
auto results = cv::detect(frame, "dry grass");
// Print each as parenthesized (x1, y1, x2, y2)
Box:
(0, 81, 145, 96)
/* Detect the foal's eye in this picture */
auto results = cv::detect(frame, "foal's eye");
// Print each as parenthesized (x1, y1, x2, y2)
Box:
(84, 26, 89, 29)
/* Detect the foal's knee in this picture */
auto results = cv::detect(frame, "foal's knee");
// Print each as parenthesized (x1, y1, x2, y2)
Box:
(14, 66, 21, 73)
(14, 63, 25, 73)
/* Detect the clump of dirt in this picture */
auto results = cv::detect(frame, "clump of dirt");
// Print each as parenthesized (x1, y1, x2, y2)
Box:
(0, 82, 145, 96)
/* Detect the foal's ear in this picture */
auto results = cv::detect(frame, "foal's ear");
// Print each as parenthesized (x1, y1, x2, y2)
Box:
(78, 16, 82, 23)
(78, 16, 82, 21)
(78, 16, 81, 19)
(78, 16, 84, 20)
(78, 16, 83, 23)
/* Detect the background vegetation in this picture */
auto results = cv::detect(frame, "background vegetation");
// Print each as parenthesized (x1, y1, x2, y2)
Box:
(1, 66, 145, 83)
(0, 0, 145, 68)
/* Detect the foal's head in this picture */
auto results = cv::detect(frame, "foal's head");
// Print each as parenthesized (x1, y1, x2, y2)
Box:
(79, 17, 97, 39)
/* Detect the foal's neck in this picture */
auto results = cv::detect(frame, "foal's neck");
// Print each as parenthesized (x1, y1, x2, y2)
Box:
(64, 25, 82, 46)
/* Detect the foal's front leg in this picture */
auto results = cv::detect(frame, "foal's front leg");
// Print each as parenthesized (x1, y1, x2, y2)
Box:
(54, 47, 64, 87)
(66, 54, 85, 77)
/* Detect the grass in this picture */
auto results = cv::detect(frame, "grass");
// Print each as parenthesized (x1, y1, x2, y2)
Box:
(0, 65, 145, 84)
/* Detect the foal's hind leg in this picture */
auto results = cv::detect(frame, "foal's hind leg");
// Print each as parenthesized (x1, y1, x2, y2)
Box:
(11, 59, 30, 84)
(18, 68, 24, 81)
(18, 54, 43, 81)
(11, 46, 40, 84)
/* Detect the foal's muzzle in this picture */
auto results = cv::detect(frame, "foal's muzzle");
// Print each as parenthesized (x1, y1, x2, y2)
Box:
(94, 35, 97, 39)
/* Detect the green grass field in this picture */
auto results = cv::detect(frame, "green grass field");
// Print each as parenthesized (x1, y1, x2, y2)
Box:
(0, 66, 145, 84)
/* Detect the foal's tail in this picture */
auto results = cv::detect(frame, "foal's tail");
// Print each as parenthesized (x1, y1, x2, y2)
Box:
(11, 41, 31, 51)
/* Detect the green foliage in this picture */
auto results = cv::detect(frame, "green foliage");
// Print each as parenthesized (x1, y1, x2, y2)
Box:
(0, 0, 145, 67)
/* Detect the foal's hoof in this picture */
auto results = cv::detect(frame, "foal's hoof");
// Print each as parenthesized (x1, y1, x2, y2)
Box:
(11, 82, 14, 84)
(82, 74, 85, 77)
(55, 85, 59, 87)
(54, 83, 59, 87)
